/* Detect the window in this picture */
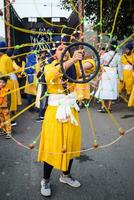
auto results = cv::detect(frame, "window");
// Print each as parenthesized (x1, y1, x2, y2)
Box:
(28, 17, 37, 23)
(51, 18, 60, 22)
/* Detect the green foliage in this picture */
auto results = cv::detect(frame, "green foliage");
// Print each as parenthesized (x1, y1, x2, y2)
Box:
(60, 0, 134, 40)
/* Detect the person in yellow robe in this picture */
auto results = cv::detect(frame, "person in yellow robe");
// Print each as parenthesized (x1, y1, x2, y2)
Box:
(37, 44, 95, 197)
(128, 72, 134, 107)
(0, 42, 21, 126)
(119, 43, 134, 96)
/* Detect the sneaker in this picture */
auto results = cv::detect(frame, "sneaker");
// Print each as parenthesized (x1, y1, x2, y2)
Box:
(97, 108, 107, 113)
(59, 174, 81, 188)
(35, 117, 44, 122)
(0, 130, 5, 136)
(11, 121, 17, 127)
(5, 134, 12, 139)
(41, 179, 51, 197)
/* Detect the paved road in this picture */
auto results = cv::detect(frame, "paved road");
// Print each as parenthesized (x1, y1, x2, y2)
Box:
(0, 101, 134, 200)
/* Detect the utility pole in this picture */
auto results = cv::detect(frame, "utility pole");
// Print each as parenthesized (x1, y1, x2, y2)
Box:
(78, 0, 84, 42)
(4, 0, 11, 46)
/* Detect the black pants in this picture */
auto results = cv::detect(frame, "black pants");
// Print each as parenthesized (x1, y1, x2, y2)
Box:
(43, 159, 73, 180)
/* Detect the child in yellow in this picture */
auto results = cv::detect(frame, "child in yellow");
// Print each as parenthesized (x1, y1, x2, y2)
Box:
(119, 43, 134, 96)
(38, 45, 95, 197)
(0, 76, 12, 139)
(0, 42, 21, 126)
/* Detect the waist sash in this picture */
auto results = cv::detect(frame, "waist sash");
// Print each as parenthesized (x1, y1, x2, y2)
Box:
(123, 64, 133, 70)
(48, 92, 79, 126)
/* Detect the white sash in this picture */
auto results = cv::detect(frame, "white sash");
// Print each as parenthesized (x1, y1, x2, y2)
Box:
(123, 64, 133, 70)
(48, 92, 79, 126)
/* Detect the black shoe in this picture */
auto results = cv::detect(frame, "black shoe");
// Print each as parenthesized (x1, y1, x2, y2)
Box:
(11, 121, 17, 127)
(35, 117, 44, 122)
(97, 108, 107, 113)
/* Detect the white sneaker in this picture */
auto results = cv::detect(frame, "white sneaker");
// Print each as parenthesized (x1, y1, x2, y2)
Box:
(11, 121, 17, 127)
(59, 174, 81, 188)
(5, 134, 12, 139)
(41, 179, 51, 197)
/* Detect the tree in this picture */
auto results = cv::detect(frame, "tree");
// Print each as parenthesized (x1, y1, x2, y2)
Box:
(60, 0, 134, 40)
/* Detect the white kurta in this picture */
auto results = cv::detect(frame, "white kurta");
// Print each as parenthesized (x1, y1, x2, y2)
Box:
(95, 51, 121, 100)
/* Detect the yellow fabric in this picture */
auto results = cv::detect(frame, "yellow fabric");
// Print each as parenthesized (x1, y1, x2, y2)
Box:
(128, 72, 134, 107)
(24, 64, 39, 96)
(7, 79, 22, 112)
(121, 53, 134, 65)
(118, 70, 134, 95)
(0, 54, 14, 74)
(75, 83, 90, 101)
(82, 58, 95, 74)
(0, 87, 8, 107)
(12, 60, 20, 71)
(0, 54, 21, 111)
(38, 106, 81, 171)
(128, 85, 134, 107)
(119, 53, 134, 95)
(35, 63, 40, 74)
(21, 61, 25, 74)
(24, 79, 37, 95)
(0, 108, 11, 134)
(38, 60, 81, 171)
(75, 59, 95, 101)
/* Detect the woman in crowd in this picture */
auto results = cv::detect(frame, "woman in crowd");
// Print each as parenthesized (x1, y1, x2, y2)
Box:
(38, 44, 95, 197)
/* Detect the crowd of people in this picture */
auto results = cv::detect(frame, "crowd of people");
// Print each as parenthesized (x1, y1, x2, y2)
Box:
(0, 40, 133, 197)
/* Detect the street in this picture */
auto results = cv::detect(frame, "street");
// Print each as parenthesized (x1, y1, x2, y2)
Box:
(0, 101, 134, 200)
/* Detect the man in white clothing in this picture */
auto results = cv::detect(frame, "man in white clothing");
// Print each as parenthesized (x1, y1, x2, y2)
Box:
(95, 41, 121, 113)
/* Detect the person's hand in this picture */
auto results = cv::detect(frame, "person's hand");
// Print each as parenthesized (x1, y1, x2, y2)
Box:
(72, 50, 84, 63)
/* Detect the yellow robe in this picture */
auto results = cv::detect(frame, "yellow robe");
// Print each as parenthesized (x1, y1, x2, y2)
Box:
(119, 53, 134, 95)
(0, 54, 21, 112)
(75, 59, 95, 101)
(128, 72, 134, 107)
(38, 60, 81, 171)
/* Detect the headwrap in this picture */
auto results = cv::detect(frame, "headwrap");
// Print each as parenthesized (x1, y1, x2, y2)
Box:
(6, 48, 14, 57)
(0, 41, 6, 53)
(125, 43, 133, 51)
(0, 41, 6, 48)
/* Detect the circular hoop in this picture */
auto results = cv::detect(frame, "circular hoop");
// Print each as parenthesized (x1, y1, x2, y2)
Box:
(60, 42, 100, 83)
